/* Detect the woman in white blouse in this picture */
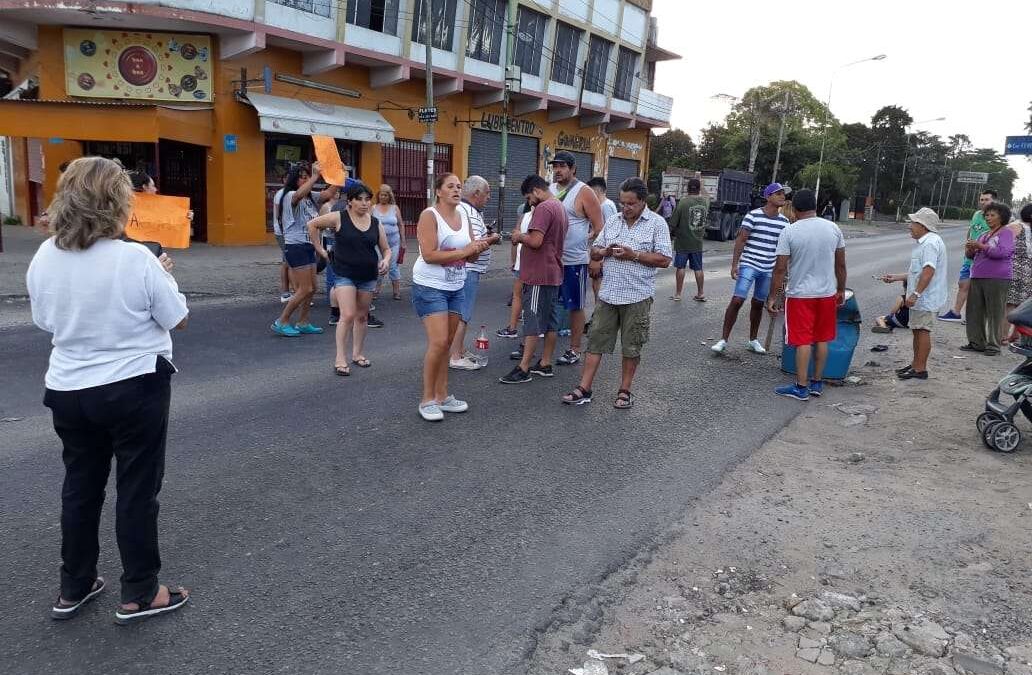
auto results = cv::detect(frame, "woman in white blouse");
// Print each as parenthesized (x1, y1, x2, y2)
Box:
(27, 157, 191, 625)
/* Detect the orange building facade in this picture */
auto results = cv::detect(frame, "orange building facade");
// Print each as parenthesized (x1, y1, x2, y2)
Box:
(0, 1, 676, 245)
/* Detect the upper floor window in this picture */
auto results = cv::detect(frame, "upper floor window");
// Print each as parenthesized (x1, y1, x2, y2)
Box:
(513, 6, 548, 77)
(466, 0, 506, 64)
(550, 22, 583, 86)
(613, 47, 638, 101)
(345, 0, 399, 34)
(584, 35, 612, 95)
(411, 0, 458, 51)
(270, 0, 331, 18)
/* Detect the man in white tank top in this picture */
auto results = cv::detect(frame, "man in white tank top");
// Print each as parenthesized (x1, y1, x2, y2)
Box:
(548, 151, 604, 367)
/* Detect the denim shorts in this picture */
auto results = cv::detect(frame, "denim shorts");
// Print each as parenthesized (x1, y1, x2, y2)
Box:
(283, 243, 316, 269)
(411, 283, 464, 319)
(732, 264, 772, 301)
(959, 261, 972, 281)
(333, 275, 377, 293)
(674, 251, 703, 271)
(460, 270, 482, 323)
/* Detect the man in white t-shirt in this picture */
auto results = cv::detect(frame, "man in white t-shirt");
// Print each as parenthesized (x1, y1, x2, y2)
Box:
(449, 176, 500, 370)
(767, 189, 847, 401)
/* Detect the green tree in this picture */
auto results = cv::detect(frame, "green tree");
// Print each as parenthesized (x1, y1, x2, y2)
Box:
(647, 128, 697, 188)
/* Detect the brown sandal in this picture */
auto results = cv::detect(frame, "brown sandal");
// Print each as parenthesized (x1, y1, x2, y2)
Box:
(614, 389, 633, 409)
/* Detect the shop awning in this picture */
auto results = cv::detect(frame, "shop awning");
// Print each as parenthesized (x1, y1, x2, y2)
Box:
(0, 99, 213, 146)
(245, 93, 395, 144)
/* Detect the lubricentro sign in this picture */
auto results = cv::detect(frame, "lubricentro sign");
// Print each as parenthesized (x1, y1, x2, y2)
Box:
(479, 113, 539, 136)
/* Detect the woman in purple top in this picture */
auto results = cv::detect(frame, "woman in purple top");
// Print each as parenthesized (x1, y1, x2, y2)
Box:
(962, 202, 1014, 355)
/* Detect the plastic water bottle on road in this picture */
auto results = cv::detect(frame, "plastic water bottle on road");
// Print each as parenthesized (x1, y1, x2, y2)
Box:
(474, 325, 490, 367)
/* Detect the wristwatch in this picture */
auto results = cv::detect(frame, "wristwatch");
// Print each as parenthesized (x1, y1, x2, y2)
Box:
(912, 291, 922, 298)
(633, 252, 641, 263)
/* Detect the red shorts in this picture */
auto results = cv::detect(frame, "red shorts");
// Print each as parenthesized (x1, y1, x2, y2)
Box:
(784, 296, 837, 347)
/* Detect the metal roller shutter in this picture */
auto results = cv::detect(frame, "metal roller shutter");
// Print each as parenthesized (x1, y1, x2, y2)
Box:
(563, 150, 595, 178)
(467, 129, 540, 226)
(606, 157, 641, 201)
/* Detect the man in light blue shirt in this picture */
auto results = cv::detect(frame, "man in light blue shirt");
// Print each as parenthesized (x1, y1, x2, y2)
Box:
(877, 207, 948, 380)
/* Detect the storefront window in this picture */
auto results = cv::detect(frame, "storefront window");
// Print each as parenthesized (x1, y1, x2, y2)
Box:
(264, 135, 361, 231)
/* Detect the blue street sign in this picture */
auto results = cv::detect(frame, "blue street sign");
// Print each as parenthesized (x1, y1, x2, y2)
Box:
(48, 137, 63, 144)
(224, 134, 238, 153)
(1005, 136, 1032, 155)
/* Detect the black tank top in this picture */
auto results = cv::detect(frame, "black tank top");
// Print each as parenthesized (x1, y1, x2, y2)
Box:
(332, 208, 380, 282)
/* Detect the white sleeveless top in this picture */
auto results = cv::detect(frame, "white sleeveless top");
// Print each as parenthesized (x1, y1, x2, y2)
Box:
(412, 206, 471, 291)
(554, 180, 590, 266)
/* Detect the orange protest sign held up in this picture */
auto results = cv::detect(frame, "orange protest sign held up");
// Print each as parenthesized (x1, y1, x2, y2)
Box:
(312, 135, 348, 186)
(125, 193, 192, 249)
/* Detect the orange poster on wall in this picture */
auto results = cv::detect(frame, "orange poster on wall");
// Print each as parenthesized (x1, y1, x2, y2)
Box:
(312, 135, 347, 186)
(126, 193, 191, 249)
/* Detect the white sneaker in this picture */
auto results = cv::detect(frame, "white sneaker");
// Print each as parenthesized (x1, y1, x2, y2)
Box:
(746, 339, 767, 354)
(439, 395, 469, 413)
(418, 401, 444, 421)
(449, 356, 481, 370)
(280, 292, 292, 303)
(710, 339, 728, 354)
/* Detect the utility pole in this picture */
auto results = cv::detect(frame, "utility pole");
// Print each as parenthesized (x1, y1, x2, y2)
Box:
(423, 0, 435, 207)
(770, 90, 791, 184)
(496, 0, 518, 236)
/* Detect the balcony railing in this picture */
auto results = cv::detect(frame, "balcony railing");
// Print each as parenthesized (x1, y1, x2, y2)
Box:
(635, 88, 672, 124)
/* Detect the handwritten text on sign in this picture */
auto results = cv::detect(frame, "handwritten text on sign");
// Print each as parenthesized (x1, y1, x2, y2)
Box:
(125, 192, 191, 249)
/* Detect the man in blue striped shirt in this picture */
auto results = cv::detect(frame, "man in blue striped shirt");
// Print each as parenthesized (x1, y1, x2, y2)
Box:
(711, 183, 790, 355)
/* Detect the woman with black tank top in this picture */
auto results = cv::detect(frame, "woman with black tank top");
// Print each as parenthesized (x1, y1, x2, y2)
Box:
(308, 182, 392, 376)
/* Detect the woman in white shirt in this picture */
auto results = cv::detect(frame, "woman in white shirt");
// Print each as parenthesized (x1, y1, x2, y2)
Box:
(26, 157, 191, 625)
(410, 173, 490, 421)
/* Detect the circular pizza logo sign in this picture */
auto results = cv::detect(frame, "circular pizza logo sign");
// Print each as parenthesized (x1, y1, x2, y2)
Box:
(118, 46, 158, 87)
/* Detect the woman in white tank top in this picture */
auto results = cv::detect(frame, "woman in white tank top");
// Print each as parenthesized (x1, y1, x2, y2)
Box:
(411, 173, 490, 421)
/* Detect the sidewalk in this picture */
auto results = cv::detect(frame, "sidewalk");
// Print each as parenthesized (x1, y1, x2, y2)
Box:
(528, 325, 1032, 675)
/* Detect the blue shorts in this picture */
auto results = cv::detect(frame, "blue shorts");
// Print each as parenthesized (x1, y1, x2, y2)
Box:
(460, 270, 482, 323)
(284, 243, 316, 269)
(959, 261, 972, 281)
(560, 264, 589, 311)
(674, 251, 703, 271)
(333, 275, 377, 293)
(411, 283, 464, 319)
(733, 265, 772, 302)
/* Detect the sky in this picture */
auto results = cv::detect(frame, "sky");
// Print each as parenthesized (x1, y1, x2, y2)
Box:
(650, 0, 1032, 200)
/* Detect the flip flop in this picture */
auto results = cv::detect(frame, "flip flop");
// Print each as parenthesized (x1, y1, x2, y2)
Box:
(334, 364, 351, 377)
(51, 577, 106, 620)
(352, 357, 372, 368)
(670, 295, 682, 301)
(693, 296, 706, 302)
(871, 345, 889, 352)
(114, 587, 189, 625)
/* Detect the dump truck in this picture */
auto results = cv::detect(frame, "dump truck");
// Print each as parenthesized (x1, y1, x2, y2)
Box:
(660, 168, 755, 241)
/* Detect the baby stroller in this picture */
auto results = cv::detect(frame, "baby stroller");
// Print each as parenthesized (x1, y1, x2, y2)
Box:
(977, 299, 1032, 452)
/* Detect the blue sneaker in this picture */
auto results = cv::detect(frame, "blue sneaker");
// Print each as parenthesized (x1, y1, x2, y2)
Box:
(808, 380, 824, 397)
(295, 323, 324, 335)
(937, 310, 963, 323)
(271, 321, 301, 337)
(775, 383, 810, 401)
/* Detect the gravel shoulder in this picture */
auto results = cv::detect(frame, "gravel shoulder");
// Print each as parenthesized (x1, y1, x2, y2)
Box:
(527, 325, 1032, 675)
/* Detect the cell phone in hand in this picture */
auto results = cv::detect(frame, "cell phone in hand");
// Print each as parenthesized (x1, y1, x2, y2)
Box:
(140, 241, 164, 258)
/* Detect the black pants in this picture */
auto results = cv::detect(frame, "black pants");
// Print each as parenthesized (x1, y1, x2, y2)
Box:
(43, 357, 174, 605)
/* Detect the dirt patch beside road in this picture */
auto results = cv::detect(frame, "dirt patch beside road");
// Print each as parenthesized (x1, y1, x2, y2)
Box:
(528, 328, 1032, 675)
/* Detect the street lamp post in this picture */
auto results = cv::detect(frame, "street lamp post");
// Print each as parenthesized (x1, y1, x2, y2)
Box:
(896, 116, 946, 222)
(814, 54, 887, 199)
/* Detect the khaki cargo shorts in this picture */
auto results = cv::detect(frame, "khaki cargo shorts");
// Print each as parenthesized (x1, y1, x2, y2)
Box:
(910, 309, 935, 332)
(587, 298, 652, 358)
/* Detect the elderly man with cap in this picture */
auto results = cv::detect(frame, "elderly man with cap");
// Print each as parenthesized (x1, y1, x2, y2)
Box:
(711, 183, 791, 355)
(876, 207, 949, 380)
(549, 150, 604, 367)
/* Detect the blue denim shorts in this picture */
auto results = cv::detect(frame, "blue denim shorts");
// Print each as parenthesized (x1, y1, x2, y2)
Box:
(283, 243, 316, 269)
(333, 275, 377, 293)
(733, 264, 772, 301)
(411, 283, 464, 319)
(460, 270, 482, 323)
(959, 261, 972, 281)
(560, 264, 589, 311)
(674, 251, 703, 271)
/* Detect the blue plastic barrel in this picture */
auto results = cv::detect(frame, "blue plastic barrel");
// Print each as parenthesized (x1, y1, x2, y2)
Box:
(781, 289, 861, 380)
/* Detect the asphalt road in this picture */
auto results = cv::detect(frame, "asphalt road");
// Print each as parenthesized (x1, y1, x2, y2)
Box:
(0, 226, 967, 674)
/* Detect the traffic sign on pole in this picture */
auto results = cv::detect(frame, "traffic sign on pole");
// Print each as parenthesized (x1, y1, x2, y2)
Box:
(1005, 136, 1032, 155)
(956, 170, 989, 184)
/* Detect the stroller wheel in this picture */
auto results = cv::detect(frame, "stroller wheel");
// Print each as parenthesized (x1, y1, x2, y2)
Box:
(989, 422, 1022, 453)
(983, 421, 1003, 449)
(977, 412, 1003, 433)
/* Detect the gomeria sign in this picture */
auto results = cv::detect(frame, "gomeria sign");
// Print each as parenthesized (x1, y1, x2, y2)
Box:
(64, 29, 213, 103)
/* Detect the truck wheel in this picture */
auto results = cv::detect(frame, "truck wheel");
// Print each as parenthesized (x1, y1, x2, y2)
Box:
(721, 213, 734, 241)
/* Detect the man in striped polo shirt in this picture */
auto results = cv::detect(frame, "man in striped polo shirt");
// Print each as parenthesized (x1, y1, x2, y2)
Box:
(711, 183, 790, 355)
